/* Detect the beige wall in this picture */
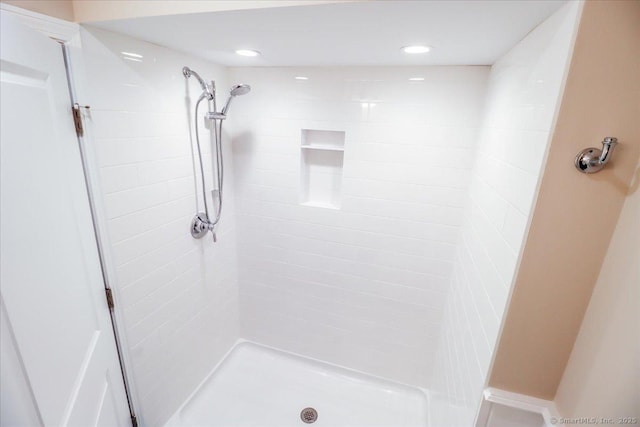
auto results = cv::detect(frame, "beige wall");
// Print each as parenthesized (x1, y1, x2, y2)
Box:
(1, 0, 74, 21)
(489, 0, 640, 399)
(555, 157, 640, 418)
(71, 0, 356, 23)
(0, 1, 356, 23)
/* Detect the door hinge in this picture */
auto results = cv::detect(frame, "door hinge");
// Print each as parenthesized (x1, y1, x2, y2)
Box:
(71, 103, 90, 137)
(105, 288, 115, 310)
(131, 415, 138, 427)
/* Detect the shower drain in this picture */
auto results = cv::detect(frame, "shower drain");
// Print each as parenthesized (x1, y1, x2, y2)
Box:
(300, 407, 318, 424)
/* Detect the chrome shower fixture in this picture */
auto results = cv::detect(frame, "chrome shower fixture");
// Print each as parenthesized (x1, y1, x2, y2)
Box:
(183, 65, 251, 242)
(208, 84, 251, 120)
(223, 84, 251, 115)
(183, 66, 215, 100)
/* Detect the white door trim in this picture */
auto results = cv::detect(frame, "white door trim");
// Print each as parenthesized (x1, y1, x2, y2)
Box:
(0, 4, 142, 425)
(0, 3, 77, 41)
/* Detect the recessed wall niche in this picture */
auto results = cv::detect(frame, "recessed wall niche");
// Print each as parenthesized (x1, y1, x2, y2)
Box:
(300, 129, 345, 209)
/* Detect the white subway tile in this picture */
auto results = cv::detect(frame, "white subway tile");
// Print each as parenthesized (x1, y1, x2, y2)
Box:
(104, 182, 170, 219)
(82, 27, 240, 427)
(99, 164, 139, 193)
(502, 205, 530, 252)
(430, 3, 579, 425)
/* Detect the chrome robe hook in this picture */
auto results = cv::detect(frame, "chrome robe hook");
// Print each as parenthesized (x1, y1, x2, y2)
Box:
(575, 137, 618, 173)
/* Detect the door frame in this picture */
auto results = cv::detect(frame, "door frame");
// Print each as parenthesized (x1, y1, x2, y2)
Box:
(0, 3, 142, 425)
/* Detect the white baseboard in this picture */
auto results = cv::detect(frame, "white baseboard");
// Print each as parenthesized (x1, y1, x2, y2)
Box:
(476, 387, 560, 427)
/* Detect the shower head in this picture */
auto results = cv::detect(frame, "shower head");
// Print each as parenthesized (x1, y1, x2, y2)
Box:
(221, 84, 251, 116)
(183, 66, 214, 101)
(230, 84, 251, 97)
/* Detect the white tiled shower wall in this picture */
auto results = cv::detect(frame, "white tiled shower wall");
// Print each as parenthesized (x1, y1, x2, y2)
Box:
(79, 4, 579, 424)
(429, 3, 582, 425)
(229, 66, 489, 385)
(80, 27, 240, 427)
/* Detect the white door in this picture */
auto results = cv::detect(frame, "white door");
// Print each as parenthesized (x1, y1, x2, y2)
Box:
(0, 12, 131, 427)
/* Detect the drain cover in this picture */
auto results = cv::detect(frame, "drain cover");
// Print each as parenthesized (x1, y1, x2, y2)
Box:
(300, 407, 318, 424)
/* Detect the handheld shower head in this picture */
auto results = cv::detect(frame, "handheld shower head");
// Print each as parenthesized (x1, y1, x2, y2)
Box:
(221, 84, 251, 116)
(230, 84, 251, 97)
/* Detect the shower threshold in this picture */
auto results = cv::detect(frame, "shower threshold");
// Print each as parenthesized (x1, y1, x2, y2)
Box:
(164, 341, 429, 427)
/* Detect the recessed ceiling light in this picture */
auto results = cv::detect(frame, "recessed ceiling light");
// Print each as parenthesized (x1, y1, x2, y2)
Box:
(401, 45, 432, 54)
(294, 76, 309, 80)
(235, 49, 261, 57)
(408, 77, 425, 81)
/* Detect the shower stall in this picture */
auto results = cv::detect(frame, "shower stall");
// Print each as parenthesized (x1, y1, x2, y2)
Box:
(32, 1, 584, 425)
(77, 2, 579, 426)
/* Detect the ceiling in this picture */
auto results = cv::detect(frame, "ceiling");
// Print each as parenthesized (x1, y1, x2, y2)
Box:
(90, 0, 567, 67)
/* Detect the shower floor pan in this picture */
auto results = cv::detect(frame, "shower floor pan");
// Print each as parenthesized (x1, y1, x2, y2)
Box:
(164, 341, 429, 427)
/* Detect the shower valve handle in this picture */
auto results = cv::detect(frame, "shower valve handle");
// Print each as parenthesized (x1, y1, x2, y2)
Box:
(191, 212, 211, 239)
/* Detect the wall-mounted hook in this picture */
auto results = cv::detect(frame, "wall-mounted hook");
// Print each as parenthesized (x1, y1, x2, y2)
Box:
(575, 137, 618, 173)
